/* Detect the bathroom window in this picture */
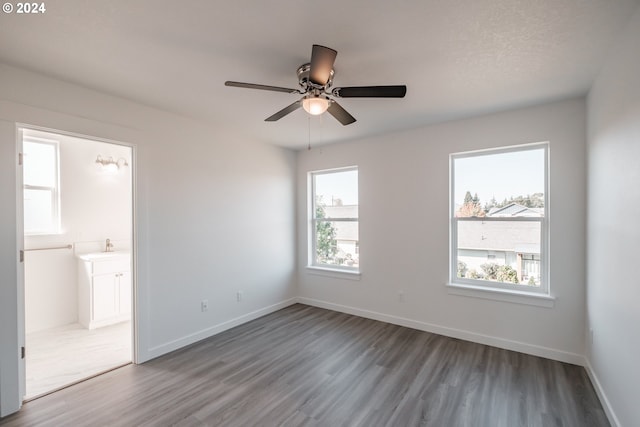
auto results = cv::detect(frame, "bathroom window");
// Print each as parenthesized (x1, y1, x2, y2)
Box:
(23, 138, 61, 235)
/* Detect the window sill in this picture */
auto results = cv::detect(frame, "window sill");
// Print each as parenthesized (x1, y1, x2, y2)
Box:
(25, 231, 63, 237)
(306, 266, 361, 281)
(446, 282, 555, 308)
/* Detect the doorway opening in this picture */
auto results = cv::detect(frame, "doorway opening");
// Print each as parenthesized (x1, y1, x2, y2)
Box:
(20, 127, 135, 400)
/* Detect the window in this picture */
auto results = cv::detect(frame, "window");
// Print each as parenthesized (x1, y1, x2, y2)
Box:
(23, 138, 61, 235)
(450, 143, 548, 294)
(309, 167, 359, 271)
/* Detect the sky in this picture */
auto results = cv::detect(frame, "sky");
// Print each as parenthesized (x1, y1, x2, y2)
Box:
(453, 147, 545, 206)
(314, 169, 358, 205)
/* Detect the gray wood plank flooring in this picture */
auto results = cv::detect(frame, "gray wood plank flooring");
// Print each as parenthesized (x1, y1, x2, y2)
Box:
(0, 304, 609, 427)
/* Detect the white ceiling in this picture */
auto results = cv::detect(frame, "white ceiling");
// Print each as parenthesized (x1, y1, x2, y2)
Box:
(0, 0, 638, 149)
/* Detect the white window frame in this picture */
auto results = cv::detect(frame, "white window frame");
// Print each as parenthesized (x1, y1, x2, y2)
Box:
(23, 137, 61, 235)
(308, 166, 359, 274)
(449, 143, 550, 299)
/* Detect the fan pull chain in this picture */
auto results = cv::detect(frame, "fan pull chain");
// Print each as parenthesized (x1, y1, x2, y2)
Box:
(308, 116, 312, 150)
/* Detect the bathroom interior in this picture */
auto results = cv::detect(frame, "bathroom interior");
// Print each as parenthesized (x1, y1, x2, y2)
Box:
(22, 128, 133, 399)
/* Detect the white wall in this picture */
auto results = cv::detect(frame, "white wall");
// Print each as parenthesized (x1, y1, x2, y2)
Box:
(586, 6, 640, 427)
(297, 98, 587, 363)
(23, 132, 132, 333)
(0, 63, 297, 416)
(23, 249, 77, 334)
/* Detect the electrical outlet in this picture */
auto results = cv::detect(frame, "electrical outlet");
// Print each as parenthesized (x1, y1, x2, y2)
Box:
(237, 291, 243, 302)
(201, 299, 208, 312)
(398, 291, 405, 303)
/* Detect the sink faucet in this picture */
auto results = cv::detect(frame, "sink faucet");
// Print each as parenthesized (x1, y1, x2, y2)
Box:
(106, 239, 114, 252)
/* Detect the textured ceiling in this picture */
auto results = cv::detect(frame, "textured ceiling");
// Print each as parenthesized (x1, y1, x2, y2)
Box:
(0, 0, 638, 149)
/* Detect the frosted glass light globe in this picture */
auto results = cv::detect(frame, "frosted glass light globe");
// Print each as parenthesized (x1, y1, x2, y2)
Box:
(302, 96, 329, 115)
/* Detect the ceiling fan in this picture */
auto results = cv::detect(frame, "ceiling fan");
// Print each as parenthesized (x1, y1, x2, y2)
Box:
(225, 44, 407, 126)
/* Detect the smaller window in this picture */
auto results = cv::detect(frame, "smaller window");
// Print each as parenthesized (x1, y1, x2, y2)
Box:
(309, 167, 359, 271)
(23, 137, 61, 235)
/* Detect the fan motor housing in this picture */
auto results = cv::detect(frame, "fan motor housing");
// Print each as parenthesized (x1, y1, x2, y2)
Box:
(297, 63, 334, 91)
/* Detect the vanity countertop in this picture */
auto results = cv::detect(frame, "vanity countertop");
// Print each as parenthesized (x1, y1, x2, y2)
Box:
(76, 251, 130, 262)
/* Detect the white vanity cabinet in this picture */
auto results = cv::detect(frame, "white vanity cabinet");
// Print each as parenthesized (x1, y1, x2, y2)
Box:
(77, 252, 131, 329)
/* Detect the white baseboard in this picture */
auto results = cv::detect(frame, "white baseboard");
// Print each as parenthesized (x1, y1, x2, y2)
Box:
(297, 297, 585, 366)
(146, 298, 298, 360)
(584, 358, 620, 427)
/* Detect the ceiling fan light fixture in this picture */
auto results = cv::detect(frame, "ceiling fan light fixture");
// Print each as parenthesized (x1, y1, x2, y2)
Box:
(226, 44, 406, 126)
(302, 96, 329, 116)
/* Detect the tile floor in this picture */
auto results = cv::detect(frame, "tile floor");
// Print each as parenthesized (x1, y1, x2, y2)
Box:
(25, 320, 131, 399)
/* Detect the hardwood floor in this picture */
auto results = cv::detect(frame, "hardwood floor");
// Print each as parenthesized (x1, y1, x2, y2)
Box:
(0, 304, 608, 427)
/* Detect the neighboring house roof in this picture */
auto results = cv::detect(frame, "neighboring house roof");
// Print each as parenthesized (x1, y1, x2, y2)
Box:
(333, 221, 358, 241)
(487, 203, 543, 217)
(323, 205, 358, 219)
(321, 205, 358, 241)
(458, 220, 540, 253)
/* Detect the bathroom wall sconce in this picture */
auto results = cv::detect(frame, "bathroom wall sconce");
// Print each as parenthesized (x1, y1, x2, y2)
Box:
(96, 155, 128, 172)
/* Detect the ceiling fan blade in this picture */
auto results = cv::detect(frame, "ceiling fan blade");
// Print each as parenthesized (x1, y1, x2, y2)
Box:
(265, 100, 302, 122)
(309, 45, 337, 86)
(327, 100, 356, 126)
(225, 81, 300, 94)
(332, 85, 407, 98)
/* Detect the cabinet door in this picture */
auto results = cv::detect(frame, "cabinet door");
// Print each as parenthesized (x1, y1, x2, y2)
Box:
(92, 274, 118, 321)
(118, 271, 132, 315)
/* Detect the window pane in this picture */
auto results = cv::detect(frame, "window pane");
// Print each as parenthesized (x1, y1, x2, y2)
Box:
(457, 219, 541, 286)
(314, 169, 358, 212)
(454, 148, 545, 217)
(24, 141, 57, 187)
(24, 188, 54, 233)
(312, 168, 359, 270)
(315, 220, 359, 268)
(452, 145, 547, 291)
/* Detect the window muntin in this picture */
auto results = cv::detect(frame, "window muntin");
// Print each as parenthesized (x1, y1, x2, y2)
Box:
(451, 144, 548, 293)
(310, 167, 359, 271)
(23, 138, 61, 235)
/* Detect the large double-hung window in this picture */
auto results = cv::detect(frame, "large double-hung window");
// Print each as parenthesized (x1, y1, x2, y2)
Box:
(309, 167, 359, 272)
(450, 143, 549, 295)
